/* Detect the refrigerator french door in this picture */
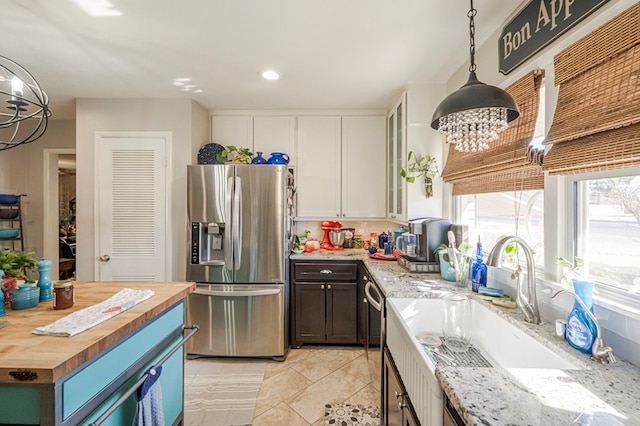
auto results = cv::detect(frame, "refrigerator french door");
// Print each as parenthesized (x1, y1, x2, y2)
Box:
(186, 164, 289, 359)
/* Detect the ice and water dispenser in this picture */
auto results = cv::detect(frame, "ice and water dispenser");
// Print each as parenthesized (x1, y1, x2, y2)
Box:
(190, 222, 226, 265)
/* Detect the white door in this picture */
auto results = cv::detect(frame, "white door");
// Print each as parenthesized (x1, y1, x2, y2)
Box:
(95, 133, 170, 281)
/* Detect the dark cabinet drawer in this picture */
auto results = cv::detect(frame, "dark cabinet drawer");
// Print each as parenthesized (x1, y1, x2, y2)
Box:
(294, 262, 357, 281)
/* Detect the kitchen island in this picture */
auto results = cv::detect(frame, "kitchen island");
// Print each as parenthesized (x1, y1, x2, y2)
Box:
(0, 281, 194, 426)
(291, 249, 640, 425)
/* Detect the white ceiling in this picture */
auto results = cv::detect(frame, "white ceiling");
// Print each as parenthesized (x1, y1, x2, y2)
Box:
(3, 0, 522, 120)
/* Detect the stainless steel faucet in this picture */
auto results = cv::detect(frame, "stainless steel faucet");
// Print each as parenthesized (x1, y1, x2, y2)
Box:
(486, 235, 541, 324)
(551, 289, 617, 364)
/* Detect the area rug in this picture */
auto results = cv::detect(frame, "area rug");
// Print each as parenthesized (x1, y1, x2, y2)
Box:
(324, 403, 380, 426)
(184, 358, 266, 426)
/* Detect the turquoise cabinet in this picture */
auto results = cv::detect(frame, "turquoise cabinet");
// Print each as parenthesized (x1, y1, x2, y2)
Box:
(0, 301, 187, 426)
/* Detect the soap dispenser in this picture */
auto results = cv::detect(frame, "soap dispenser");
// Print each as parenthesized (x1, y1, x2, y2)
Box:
(565, 279, 597, 355)
(471, 236, 487, 292)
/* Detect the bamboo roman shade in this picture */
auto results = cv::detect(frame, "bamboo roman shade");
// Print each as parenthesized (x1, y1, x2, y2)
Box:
(543, 2, 640, 175)
(441, 70, 544, 195)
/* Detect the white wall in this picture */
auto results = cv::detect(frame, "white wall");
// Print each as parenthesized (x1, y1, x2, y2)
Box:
(0, 120, 75, 266)
(75, 99, 208, 282)
(443, 0, 640, 366)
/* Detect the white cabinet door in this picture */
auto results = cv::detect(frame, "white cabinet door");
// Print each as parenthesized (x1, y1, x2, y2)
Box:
(296, 116, 341, 218)
(341, 116, 386, 218)
(387, 94, 407, 222)
(253, 116, 296, 166)
(211, 116, 253, 150)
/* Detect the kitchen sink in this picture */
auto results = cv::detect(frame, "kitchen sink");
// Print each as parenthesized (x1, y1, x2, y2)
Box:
(385, 297, 581, 426)
(388, 297, 579, 370)
(389, 299, 579, 370)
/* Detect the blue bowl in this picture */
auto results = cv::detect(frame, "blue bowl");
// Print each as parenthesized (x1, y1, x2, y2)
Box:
(0, 229, 19, 239)
(10, 285, 40, 310)
(0, 194, 18, 205)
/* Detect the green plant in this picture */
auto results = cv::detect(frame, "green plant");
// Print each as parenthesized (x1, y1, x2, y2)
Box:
(0, 250, 37, 279)
(556, 255, 585, 288)
(216, 145, 254, 164)
(400, 151, 439, 183)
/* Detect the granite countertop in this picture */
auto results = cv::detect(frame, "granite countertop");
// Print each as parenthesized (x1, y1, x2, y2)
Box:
(290, 249, 640, 425)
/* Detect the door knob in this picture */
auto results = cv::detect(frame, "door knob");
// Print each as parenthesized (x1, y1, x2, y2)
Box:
(100, 254, 111, 262)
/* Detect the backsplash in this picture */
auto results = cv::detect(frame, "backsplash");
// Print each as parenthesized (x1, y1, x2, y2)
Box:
(489, 267, 640, 368)
(294, 220, 400, 244)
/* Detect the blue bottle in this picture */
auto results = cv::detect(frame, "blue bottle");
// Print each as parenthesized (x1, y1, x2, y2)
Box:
(565, 279, 597, 355)
(471, 237, 487, 292)
(37, 259, 53, 302)
(251, 152, 268, 164)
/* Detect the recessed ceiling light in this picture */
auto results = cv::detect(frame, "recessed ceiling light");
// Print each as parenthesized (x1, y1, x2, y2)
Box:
(260, 70, 281, 81)
(173, 78, 191, 86)
(71, 0, 122, 16)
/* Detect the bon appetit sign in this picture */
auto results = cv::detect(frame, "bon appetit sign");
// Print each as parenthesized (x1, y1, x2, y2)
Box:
(499, 0, 610, 75)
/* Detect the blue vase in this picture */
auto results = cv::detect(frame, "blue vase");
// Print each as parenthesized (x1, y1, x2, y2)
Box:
(37, 259, 53, 302)
(0, 270, 4, 316)
(565, 279, 597, 355)
(267, 152, 290, 164)
(251, 152, 268, 164)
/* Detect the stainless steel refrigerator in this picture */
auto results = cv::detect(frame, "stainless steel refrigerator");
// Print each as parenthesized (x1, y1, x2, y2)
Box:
(185, 164, 289, 359)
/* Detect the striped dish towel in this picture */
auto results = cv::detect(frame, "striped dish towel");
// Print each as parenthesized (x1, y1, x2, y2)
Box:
(32, 288, 154, 337)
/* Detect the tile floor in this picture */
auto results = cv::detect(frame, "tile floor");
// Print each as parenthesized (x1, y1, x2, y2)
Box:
(184, 345, 381, 426)
(253, 346, 381, 425)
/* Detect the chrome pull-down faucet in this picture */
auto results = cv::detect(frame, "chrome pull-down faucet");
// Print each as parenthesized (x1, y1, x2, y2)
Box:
(486, 235, 541, 324)
(551, 289, 617, 364)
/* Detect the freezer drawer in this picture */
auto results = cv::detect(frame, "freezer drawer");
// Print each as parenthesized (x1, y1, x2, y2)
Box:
(186, 283, 287, 358)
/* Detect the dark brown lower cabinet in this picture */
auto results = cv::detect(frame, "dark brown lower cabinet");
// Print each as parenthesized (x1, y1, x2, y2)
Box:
(383, 347, 420, 426)
(292, 261, 358, 347)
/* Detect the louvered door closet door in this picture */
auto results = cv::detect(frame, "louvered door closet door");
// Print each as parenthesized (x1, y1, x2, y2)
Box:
(96, 132, 170, 281)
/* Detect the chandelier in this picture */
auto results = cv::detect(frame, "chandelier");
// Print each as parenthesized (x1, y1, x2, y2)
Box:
(0, 55, 50, 151)
(431, 0, 519, 153)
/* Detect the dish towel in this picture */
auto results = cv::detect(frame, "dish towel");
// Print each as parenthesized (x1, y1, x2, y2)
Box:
(32, 288, 155, 337)
(133, 366, 164, 426)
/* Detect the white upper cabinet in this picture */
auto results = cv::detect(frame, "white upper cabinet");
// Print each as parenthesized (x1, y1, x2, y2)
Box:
(253, 116, 296, 166)
(296, 115, 386, 219)
(211, 116, 253, 149)
(387, 93, 407, 222)
(296, 116, 342, 218)
(341, 116, 386, 218)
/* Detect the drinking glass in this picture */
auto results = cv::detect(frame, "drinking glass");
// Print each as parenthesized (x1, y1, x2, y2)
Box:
(443, 293, 472, 352)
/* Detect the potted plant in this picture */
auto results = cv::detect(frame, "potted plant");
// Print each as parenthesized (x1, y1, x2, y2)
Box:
(399, 151, 439, 197)
(0, 250, 37, 305)
(216, 145, 254, 164)
(556, 255, 585, 289)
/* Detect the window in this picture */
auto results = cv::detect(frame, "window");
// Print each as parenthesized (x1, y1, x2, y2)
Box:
(456, 190, 544, 266)
(575, 173, 640, 296)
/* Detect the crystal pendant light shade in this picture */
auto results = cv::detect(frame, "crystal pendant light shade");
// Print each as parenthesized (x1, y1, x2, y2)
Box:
(431, 1, 519, 153)
(0, 55, 50, 151)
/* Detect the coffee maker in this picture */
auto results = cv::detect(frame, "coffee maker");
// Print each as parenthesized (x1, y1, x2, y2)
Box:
(405, 218, 451, 262)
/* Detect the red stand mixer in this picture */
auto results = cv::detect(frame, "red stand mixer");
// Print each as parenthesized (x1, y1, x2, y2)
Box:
(321, 221, 343, 250)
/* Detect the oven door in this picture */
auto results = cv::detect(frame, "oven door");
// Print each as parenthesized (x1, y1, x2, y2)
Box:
(186, 283, 286, 358)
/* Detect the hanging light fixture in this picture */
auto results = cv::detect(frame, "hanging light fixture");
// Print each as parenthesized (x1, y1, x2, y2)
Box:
(0, 55, 50, 151)
(431, 0, 519, 153)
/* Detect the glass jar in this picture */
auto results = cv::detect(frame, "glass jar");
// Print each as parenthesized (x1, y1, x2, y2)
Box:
(53, 280, 74, 310)
(443, 293, 472, 352)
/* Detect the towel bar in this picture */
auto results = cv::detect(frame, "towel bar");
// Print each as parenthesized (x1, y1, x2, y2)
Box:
(89, 324, 199, 426)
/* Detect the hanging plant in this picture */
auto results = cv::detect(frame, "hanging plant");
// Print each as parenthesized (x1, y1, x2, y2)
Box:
(400, 151, 439, 197)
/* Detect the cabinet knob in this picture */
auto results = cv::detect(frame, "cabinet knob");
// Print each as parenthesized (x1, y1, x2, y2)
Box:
(327, 284, 332, 290)
(363, 275, 368, 281)
(363, 298, 368, 304)
(398, 401, 406, 409)
(394, 391, 406, 399)
(321, 284, 325, 289)
(319, 269, 332, 274)
(342, 213, 346, 217)
(100, 254, 111, 262)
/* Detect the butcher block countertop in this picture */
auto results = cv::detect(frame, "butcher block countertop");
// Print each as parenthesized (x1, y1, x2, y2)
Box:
(0, 281, 194, 384)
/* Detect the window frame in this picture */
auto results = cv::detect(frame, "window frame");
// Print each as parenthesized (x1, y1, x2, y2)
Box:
(563, 166, 640, 310)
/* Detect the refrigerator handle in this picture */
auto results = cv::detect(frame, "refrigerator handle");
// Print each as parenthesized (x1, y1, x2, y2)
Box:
(233, 176, 242, 270)
(224, 177, 233, 270)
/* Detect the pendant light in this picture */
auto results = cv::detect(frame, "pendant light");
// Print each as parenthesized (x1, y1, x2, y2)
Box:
(0, 55, 50, 151)
(431, 0, 519, 153)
